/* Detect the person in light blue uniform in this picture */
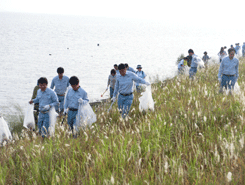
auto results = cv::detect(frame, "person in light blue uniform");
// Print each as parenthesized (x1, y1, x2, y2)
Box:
(242, 42, 245, 57)
(234, 43, 240, 56)
(107, 69, 117, 98)
(64, 76, 89, 132)
(188, 49, 201, 79)
(218, 49, 239, 91)
(114, 64, 120, 75)
(125, 63, 136, 73)
(50, 67, 70, 115)
(112, 63, 150, 118)
(29, 77, 58, 137)
(135, 64, 146, 92)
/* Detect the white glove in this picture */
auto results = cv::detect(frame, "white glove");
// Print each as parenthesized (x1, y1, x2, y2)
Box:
(78, 98, 86, 105)
(145, 82, 151, 86)
(111, 96, 116, 102)
(218, 78, 221, 82)
(43, 104, 51, 111)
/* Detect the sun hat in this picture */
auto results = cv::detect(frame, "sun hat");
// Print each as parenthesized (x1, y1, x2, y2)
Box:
(136, 65, 142, 69)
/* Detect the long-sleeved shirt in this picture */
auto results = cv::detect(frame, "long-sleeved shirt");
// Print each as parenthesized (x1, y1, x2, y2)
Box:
(64, 87, 89, 110)
(113, 71, 148, 97)
(242, 44, 245, 52)
(33, 88, 59, 112)
(107, 74, 117, 89)
(202, 55, 210, 62)
(128, 67, 136, 73)
(218, 56, 239, 79)
(190, 54, 201, 67)
(136, 71, 146, 86)
(50, 75, 70, 95)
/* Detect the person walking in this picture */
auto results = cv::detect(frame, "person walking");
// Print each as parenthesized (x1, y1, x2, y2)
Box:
(125, 63, 136, 73)
(218, 47, 227, 63)
(50, 67, 70, 115)
(202, 51, 211, 68)
(29, 77, 59, 137)
(64, 76, 89, 132)
(107, 69, 117, 98)
(111, 63, 150, 118)
(218, 49, 239, 92)
(188, 49, 201, 79)
(135, 65, 147, 92)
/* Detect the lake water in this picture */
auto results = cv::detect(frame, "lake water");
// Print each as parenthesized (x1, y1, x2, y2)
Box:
(0, 12, 244, 114)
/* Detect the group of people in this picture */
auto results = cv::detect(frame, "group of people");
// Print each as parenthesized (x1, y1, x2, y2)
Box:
(29, 63, 150, 138)
(178, 44, 241, 92)
(29, 68, 88, 137)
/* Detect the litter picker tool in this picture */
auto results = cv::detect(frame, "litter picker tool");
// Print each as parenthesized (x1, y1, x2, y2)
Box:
(101, 88, 108, 97)
(61, 113, 67, 125)
(107, 101, 115, 113)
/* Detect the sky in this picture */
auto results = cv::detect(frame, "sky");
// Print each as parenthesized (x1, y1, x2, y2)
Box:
(0, 0, 244, 26)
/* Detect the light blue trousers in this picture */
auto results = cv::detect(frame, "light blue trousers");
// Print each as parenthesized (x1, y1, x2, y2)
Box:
(189, 67, 197, 78)
(55, 95, 65, 113)
(221, 75, 236, 90)
(38, 112, 50, 137)
(117, 94, 133, 118)
(67, 110, 78, 131)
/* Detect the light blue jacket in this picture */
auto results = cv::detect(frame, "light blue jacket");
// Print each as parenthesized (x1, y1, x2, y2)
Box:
(33, 88, 59, 112)
(64, 87, 89, 110)
(190, 54, 201, 68)
(113, 71, 147, 97)
(218, 56, 239, 79)
(50, 75, 70, 95)
(128, 67, 136, 73)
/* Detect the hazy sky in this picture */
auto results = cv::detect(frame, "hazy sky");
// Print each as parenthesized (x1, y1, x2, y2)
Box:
(0, 0, 244, 26)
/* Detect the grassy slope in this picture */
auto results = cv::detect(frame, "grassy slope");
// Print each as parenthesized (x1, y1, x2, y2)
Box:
(1, 58, 245, 184)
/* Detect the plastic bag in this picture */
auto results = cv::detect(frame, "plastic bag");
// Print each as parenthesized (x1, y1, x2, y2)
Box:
(233, 82, 240, 94)
(139, 84, 154, 112)
(75, 103, 97, 130)
(49, 106, 58, 136)
(0, 116, 12, 143)
(23, 103, 35, 130)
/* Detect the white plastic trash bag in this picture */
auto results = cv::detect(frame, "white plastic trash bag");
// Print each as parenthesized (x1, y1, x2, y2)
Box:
(23, 103, 35, 130)
(233, 82, 240, 94)
(49, 106, 58, 136)
(75, 103, 97, 130)
(139, 84, 154, 112)
(0, 116, 12, 143)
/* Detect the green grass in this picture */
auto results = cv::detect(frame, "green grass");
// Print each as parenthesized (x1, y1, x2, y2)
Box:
(1, 58, 245, 184)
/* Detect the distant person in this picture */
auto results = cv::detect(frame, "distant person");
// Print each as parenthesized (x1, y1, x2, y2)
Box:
(112, 63, 150, 118)
(202, 51, 211, 68)
(64, 76, 89, 132)
(50, 67, 70, 115)
(218, 47, 227, 63)
(178, 57, 188, 74)
(31, 80, 40, 126)
(125, 63, 136, 73)
(135, 65, 147, 92)
(218, 49, 239, 92)
(188, 49, 201, 79)
(29, 77, 59, 137)
(235, 43, 241, 56)
(107, 69, 117, 98)
(114, 64, 119, 74)
(242, 42, 245, 57)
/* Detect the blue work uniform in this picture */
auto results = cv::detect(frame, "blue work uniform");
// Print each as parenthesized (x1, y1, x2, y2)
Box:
(113, 71, 148, 118)
(189, 54, 201, 78)
(33, 88, 58, 137)
(50, 75, 70, 113)
(135, 71, 146, 92)
(108, 74, 117, 98)
(128, 67, 136, 73)
(64, 87, 89, 131)
(218, 56, 239, 90)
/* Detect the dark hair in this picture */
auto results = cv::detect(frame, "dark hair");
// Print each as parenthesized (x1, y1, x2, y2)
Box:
(114, 64, 118, 67)
(118, 63, 126, 70)
(228, 48, 235, 54)
(57, 67, 64, 74)
(111, 69, 116, 74)
(38, 77, 48, 85)
(69, 76, 79, 85)
(125, 63, 128, 68)
(188, 49, 194, 54)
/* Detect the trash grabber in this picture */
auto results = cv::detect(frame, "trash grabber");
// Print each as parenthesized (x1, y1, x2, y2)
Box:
(107, 101, 115, 113)
(101, 88, 108, 97)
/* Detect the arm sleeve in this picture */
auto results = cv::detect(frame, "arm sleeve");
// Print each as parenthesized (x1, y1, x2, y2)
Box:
(113, 79, 119, 98)
(132, 73, 147, 84)
(218, 62, 223, 79)
(107, 76, 110, 87)
(50, 92, 59, 107)
(50, 79, 55, 89)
